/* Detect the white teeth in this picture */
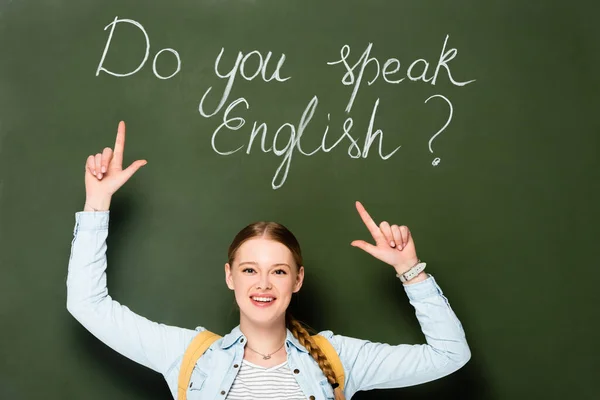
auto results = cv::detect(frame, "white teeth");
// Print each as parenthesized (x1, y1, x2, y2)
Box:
(252, 297, 274, 302)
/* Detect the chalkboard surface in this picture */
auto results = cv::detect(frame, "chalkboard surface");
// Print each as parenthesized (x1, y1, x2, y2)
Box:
(1, 1, 599, 399)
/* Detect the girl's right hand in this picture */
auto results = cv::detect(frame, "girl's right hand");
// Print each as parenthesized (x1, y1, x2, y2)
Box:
(83, 121, 147, 211)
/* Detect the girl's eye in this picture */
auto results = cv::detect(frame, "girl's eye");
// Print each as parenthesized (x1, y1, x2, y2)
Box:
(274, 269, 287, 275)
(242, 268, 255, 274)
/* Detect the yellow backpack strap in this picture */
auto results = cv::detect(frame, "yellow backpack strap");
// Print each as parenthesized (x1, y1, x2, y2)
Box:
(312, 334, 345, 391)
(177, 330, 222, 400)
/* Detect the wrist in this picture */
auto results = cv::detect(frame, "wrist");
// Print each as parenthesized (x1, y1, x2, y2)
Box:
(402, 271, 428, 285)
(395, 259, 427, 284)
(84, 196, 111, 211)
(393, 258, 421, 276)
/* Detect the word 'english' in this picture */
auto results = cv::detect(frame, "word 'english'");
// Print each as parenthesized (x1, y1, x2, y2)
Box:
(211, 95, 399, 190)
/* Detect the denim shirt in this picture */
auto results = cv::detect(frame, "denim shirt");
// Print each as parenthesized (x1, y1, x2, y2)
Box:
(66, 211, 471, 400)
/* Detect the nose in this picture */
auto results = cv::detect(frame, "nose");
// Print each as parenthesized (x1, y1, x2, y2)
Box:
(257, 271, 272, 290)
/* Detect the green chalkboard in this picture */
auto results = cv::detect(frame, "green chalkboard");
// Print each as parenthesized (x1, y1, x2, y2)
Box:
(1, 0, 599, 399)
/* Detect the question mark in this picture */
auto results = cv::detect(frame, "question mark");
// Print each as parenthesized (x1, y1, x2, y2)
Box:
(424, 94, 453, 166)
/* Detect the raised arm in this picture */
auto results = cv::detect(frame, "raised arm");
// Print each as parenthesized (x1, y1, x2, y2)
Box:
(327, 201, 470, 397)
(66, 121, 198, 375)
(323, 276, 470, 398)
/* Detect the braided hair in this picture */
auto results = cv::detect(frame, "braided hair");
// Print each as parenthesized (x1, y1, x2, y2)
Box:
(287, 312, 345, 400)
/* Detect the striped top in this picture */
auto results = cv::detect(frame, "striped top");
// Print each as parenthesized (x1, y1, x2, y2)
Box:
(226, 359, 306, 400)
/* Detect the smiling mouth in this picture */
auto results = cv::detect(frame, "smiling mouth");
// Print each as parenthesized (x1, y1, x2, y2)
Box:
(250, 296, 276, 306)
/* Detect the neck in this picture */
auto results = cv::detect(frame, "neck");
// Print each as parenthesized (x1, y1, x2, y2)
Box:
(239, 315, 288, 355)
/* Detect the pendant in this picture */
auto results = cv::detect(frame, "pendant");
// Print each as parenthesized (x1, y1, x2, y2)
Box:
(263, 355, 271, 360)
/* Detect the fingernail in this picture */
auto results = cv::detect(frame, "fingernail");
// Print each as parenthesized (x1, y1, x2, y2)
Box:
(390, 241, 396, 247)
(92, 170, 96, 176)
(101, 166, 106, 173)
(97, 173, 103, 179)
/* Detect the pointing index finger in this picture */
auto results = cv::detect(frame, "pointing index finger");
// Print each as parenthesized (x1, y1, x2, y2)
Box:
(355, 201, 381, 239)
(113, 120, 126, 167)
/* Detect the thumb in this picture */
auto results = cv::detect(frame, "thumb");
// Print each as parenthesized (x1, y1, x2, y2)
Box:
(120, 159, 148, 182)
(351, 240, 379, 258)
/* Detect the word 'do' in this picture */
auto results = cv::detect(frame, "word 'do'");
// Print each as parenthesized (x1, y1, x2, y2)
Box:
(96, 17, 181, 80)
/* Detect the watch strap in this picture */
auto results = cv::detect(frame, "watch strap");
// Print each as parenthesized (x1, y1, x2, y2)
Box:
(397, 261, 427, 283)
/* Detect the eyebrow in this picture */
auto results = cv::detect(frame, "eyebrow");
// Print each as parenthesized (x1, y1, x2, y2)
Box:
(238, 261, 291, 269)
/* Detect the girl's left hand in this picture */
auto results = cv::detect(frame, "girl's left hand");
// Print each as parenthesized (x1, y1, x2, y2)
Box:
(351, 201, 419, 274)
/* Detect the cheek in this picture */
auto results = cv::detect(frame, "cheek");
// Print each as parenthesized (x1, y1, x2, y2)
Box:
(233, 291, 247, 305)
(232, 286, 252, 310)
(230, 276, 250, 296)
(277, 278, 297, 295)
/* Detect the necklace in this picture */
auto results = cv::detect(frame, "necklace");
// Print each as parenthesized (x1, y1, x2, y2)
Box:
(245, 341, 286, 360)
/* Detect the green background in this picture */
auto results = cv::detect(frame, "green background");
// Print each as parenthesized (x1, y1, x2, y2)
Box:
(1, 1, 599, 399)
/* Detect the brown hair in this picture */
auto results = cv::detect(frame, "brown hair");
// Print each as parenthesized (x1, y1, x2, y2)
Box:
(228, 221, 345, 400)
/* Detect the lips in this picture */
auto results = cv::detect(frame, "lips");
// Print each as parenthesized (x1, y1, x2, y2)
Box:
(250, 295, 276, 308)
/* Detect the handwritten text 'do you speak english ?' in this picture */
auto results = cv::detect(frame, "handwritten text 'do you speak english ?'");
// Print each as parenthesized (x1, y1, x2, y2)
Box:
(95, 16, 475, 189)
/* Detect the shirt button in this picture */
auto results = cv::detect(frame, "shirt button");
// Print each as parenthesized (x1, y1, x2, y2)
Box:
(293, 369, 300, 374)
(240, 338, 245, 343)
(221, 390, 226, 395)
(233, 364, 239, 368)
(309, 396, 316, 400)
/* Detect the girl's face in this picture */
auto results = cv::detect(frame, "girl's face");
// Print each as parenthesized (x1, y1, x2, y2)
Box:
(225, 238, 304, 327)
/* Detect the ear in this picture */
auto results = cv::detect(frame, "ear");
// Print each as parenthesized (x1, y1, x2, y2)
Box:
(225, 263, 235, 290)
(293, 265, 305, 293)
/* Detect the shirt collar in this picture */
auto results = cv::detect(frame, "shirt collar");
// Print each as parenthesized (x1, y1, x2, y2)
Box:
(221, 325, 308, 353)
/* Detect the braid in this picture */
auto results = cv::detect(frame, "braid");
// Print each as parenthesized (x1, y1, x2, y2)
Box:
(286, 313, 346, 400)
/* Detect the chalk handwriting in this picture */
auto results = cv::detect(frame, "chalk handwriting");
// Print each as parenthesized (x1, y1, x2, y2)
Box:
(424, 94, 453, 165)
(210, 96, 399, 189)
(199, 48, 291, 118)
(327, 35, 476, 113)
(95, 17, 476, 189)
(96, 17, 181, 79)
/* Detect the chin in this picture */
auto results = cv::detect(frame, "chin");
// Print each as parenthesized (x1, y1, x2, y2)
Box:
(240, 305, 286, 327)
(247, 311, 283, 325)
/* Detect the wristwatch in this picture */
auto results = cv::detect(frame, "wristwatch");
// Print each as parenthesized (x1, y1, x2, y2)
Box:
(396, 261, 427, 283)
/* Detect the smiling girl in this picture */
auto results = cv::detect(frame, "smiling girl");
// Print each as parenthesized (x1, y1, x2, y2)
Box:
(67, 121, 470, 400)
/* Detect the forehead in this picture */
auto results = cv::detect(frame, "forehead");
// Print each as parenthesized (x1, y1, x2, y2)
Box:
(234, 238, 294, 264)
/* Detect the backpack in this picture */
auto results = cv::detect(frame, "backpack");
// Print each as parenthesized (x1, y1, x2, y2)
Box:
(177, 330, 345, 400)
